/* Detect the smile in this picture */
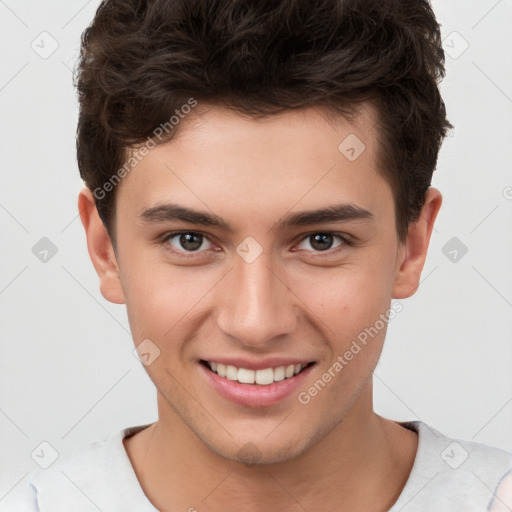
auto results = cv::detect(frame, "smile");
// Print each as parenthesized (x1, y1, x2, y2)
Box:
(203, 360, 312, 385)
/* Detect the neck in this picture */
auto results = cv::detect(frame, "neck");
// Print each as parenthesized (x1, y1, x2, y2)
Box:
(125, 382, 417, 512)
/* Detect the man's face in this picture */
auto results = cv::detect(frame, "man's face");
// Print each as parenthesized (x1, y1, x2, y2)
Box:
(112, 104, 406, 464)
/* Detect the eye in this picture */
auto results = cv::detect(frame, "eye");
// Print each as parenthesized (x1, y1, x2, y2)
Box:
(296, 232, 348, 252)
(160, 230, 350, 259)
(164, 231, 213, 253)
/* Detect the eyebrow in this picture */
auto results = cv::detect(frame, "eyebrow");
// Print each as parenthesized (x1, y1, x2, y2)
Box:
(140, 203, 373, 232)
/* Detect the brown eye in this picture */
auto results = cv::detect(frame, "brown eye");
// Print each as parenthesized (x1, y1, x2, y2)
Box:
(166, 232, 212, 252)
(297, 233, 346, 252)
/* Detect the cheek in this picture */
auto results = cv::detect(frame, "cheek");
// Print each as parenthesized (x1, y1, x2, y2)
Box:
(294, 259, 395, 334)
(120, 259, 217, 346)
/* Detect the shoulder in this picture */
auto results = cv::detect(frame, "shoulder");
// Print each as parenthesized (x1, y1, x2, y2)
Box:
(1, 435, 111, 512)
(1, 473, 39, 512)
(1, 424, 152, 512)
(391, 421, 512, 512)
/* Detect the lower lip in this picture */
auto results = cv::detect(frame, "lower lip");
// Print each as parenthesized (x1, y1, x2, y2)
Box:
(200, 362, 315, 407)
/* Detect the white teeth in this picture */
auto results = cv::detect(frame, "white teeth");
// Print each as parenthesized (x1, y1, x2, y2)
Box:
(217, 363, 226, 378)
(273, 366, 285, 381)
(207, 361, 309, 385)
(226, 365, 238, 381)
(255, 368, 274, 385)
(238, 368, 255, 384)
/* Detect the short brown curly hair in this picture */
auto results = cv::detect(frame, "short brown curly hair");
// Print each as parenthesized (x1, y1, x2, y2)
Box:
(75, 0, 452, 242)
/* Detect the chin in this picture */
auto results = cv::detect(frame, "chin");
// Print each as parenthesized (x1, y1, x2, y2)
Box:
(222, 441, 306, 466)
(197, 427, 320, 467)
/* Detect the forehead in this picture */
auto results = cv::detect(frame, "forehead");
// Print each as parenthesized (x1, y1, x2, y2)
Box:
(167, 102, 379, 160)
(117, 103, 392, 226)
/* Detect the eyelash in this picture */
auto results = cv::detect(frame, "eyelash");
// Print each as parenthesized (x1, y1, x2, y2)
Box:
(160, 231, 353, 259)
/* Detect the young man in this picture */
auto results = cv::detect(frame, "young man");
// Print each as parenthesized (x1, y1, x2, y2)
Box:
(4, 0, 512, 510)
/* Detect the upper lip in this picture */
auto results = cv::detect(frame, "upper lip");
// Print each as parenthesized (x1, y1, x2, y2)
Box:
(200, 357, 315, 371)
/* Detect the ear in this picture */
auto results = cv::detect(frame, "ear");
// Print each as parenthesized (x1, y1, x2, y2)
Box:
(78, 188, 125, 304)
(392, 187, 442, 299)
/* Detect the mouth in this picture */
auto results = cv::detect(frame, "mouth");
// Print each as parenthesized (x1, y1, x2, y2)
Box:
(200, 360, 316, 385)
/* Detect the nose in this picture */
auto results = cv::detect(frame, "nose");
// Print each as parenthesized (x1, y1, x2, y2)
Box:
(214, 251, 298, 349)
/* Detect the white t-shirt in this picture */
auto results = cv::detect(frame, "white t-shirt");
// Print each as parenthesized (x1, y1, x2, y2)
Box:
(2, 421, 512, 511)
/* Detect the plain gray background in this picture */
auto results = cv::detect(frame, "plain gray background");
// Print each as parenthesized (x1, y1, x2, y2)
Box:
(1, 0, 511, 499)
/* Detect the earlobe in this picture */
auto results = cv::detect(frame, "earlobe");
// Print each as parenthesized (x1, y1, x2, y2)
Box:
(392, 187, 442, 299)
(78, 188, 126, 304)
